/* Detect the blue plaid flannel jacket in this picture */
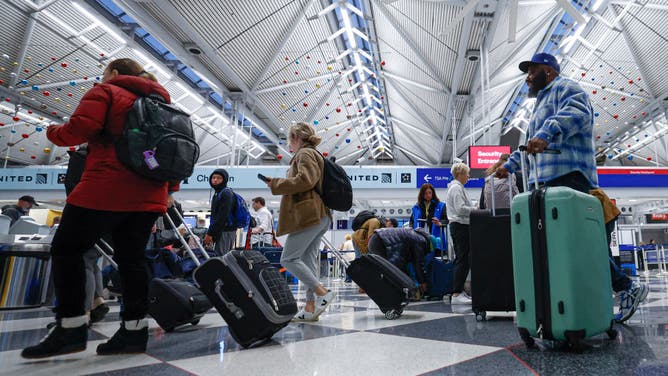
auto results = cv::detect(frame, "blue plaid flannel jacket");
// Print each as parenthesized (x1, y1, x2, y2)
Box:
(504, 76, 599, 188)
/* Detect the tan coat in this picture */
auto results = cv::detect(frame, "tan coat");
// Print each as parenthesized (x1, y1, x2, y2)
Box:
(589, 188, 621, 224)
(352, 217, 381, 255)
(271, 147, 330, 236)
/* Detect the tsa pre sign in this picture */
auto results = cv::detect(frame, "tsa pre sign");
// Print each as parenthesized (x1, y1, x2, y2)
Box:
(416, 168, 452, 189)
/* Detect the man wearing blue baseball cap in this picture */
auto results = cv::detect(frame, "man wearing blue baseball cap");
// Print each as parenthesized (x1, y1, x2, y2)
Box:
(496, 52, 648, 323)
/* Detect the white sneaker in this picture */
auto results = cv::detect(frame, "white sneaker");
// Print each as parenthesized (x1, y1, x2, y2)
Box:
(450, 294, 472, 305)
(314, 290, 337, 317)
(292, 310, 318, 322)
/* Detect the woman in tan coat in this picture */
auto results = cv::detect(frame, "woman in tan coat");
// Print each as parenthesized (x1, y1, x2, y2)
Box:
(265, 122, 335, 322)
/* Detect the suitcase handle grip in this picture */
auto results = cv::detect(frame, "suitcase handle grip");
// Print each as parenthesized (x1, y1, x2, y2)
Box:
(214, 279, 245, 320)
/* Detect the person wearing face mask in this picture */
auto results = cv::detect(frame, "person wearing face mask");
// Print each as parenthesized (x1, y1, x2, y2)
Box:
(2, 195, 39, 225)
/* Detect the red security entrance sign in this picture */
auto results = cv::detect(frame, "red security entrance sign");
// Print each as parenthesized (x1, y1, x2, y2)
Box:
(468, 145, 511, 169)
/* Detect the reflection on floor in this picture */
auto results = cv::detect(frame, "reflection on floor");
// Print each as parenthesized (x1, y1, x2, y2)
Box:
(2, 274, 668, 375)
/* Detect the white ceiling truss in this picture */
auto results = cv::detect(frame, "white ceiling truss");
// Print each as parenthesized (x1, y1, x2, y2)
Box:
(0, 0, 665, 167)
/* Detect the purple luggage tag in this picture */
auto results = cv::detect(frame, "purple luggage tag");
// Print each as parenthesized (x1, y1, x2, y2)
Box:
(143, 150, 159, 170)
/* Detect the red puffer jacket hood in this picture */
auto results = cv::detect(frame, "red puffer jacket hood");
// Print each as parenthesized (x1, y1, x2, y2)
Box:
(47, 75, 178, 213)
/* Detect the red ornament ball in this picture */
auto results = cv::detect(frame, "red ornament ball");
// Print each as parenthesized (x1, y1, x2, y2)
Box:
(61, 63, 67, 68)
(12, 116, 19, 122)
(592, 90, 597, 94)
(336, 108, 341, 113)
(647, 157, 652, 161)
(277, 154, 283, 160)
(30, 155, 36, 159)
(303, 102, 308, 107)
(323, 152, 328, 157)
(69, 146, 76, 151)
(21, 133, 29, 139)
(43, 91, 50, 96)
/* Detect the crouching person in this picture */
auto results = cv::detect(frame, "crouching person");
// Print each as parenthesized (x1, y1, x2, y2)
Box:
(367, 228, 430, 296)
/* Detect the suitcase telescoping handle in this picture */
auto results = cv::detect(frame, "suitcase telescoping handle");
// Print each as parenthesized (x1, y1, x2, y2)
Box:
(94, 239, 118, 269)
(517, 145, 561, 191)
(321, 237, 351, 268)
(488, 170, 514, 216)
(163, 208, 211, 267)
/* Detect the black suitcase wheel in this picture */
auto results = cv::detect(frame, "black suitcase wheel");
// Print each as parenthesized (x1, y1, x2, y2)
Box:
(606, 328, 618, 340)
(475, 310, 487, 322)
(518, 327, 536, 349)
(607, 320, 617, 340)
(191, 319, 200, 326)
(384, 310, 400, 320)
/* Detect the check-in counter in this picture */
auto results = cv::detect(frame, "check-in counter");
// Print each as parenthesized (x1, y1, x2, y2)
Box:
(0, 234, 52, 310)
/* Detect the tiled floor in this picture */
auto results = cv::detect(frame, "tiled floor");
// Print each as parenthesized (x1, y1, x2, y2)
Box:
(2, 274, 668, 375)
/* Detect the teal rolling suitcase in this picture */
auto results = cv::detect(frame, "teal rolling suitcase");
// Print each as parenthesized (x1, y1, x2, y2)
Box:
(511, 186, 617, 350)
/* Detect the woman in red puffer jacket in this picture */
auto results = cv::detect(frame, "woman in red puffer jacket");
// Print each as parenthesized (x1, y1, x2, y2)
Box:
(22, 58, 179, 359)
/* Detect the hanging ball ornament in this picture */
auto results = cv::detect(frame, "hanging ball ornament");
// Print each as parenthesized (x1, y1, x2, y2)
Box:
(43, 147, 51, 153)
(21, 133, 29, 138)
(323, 152, 328, 157)
(277, 154, 283, 161)
(345, 138, 351, 143)
(19, 147, 25, 152)
(627, 155, 633, 161)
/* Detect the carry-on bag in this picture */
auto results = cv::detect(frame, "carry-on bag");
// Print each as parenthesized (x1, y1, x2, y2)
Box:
(326, 238, 418, 320)
(511, 146, 616, 350)
(147, 277, 211, 332)
(192, 250, 297, 348)
(147, 211, 213, 332)
(469, 176, 515, 321)
(424, 251, 453, 300)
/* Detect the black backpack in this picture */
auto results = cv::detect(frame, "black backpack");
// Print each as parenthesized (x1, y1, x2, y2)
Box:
(115, 95, 200, 182)
(317, 152, 353, 211)
(352, 210, 377, 231)
(65, 148, 87, 196)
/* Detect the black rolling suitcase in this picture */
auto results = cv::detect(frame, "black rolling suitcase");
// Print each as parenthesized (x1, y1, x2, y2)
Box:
(146, 210, 213, 332)
(147, 278, 211, 331)
(326, 238, 418, 320)
(469, 176, 515, 321)
(193, 250, 297, 348)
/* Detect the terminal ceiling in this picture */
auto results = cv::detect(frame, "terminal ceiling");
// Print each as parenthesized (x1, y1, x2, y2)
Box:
(0, 0, 666, 169)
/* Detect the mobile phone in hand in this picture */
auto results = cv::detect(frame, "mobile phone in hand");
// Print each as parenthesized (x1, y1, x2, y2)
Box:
(257, 173, 270, 182)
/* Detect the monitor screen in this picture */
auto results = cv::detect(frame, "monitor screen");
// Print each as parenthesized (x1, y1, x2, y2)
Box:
(182, 215, 197, 229)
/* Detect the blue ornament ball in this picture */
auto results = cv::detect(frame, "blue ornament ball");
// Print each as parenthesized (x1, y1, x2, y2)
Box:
(20, 79, 28, 85)
(48, 68, 54, 72)
(345, 138, 351, 143)
(36, 127, 43, 132)
(10, 130, 16, 134)
(69, 81, 76, 86)
(282, 91, 286, 96)
(627, 155, 633, 160)
(313, 120, 319, 125)
(594, 112, 599, 117)
(291, 108, 296, 112)
(31, 85, 39, 91)
(607, 154, 613, 159)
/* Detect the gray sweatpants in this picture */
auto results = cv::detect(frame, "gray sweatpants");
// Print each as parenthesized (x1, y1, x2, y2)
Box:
(281, 216, 331, 302)
(213, 231, 237, 257)
(82, 247, 103, 311)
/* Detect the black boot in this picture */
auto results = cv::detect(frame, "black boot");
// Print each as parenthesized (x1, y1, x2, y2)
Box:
(96, 322, 148, 355)
(21, 323, 88, 359)
(90, 303, 110, 324)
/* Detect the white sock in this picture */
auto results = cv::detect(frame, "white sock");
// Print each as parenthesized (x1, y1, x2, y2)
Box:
(123, 319, 148, 330)
(61, 315, 88, 328)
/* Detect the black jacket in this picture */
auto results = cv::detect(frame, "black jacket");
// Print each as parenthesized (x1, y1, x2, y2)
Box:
(1, 205, 25, 226)
(207, 169, 236, 238)
(368, 228, 430, 284)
